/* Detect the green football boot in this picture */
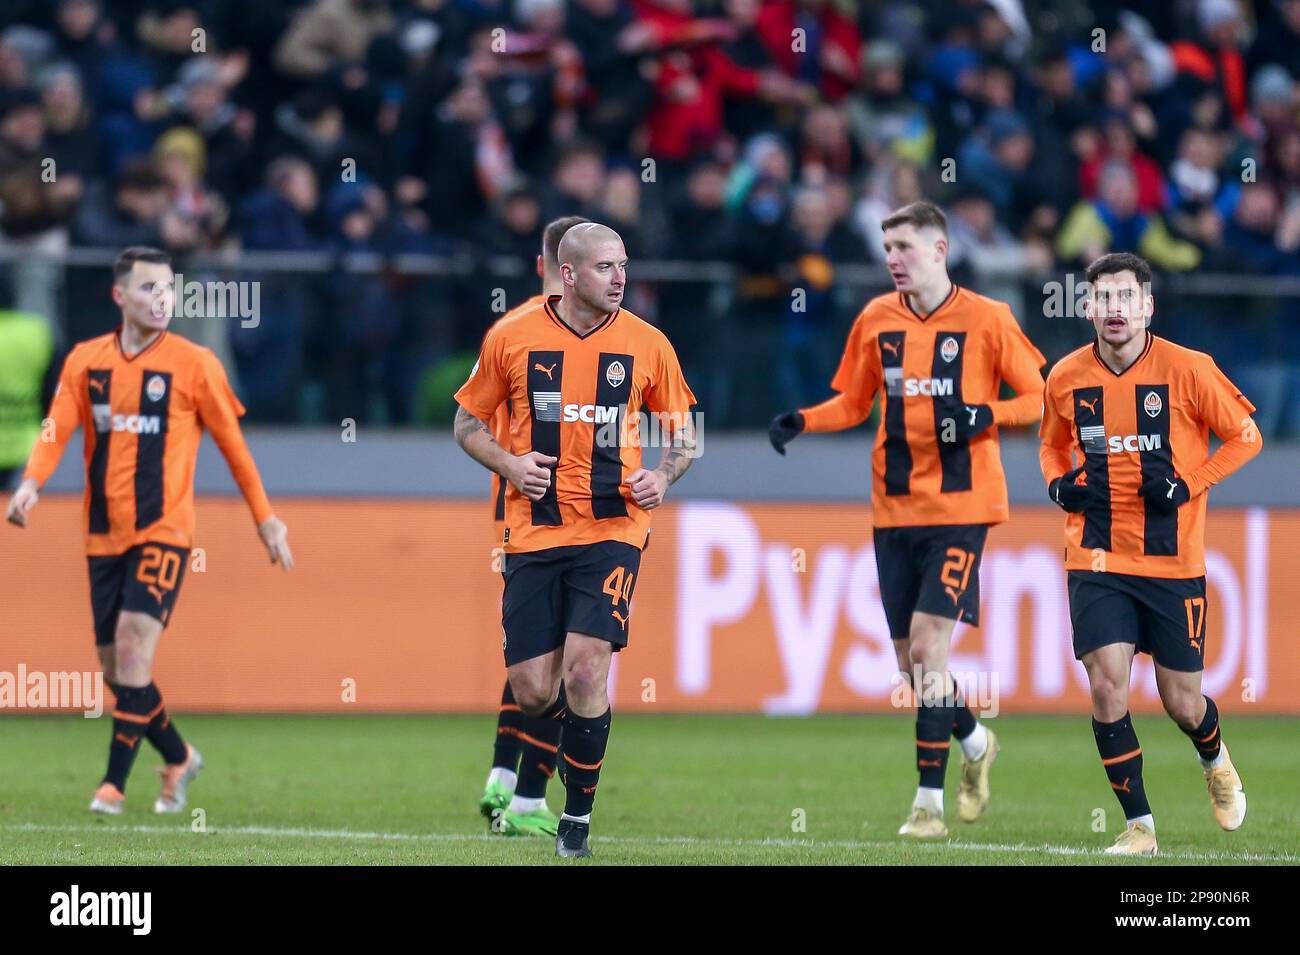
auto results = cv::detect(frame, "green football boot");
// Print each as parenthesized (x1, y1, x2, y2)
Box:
(479, 779, 513, 827)
(502, 804, 560, 837)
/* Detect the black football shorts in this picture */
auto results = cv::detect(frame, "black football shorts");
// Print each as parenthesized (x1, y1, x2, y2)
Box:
(1069, 571, 1208, 672)
(873, 523, 989, 640)
(87, 542, 190, 646)
(500, 540, 642, 666)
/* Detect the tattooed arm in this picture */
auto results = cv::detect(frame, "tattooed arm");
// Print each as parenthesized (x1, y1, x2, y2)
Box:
(454, 404, 555, 502)
(626, 413, 696, 510)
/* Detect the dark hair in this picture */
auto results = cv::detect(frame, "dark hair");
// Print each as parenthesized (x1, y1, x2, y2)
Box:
(113, 246, 172, 283)
(116, 158, 166, 193)
(1085, 252, 1151, 288)
(881, 200, 948, 237)
(542, 216, 589, 270)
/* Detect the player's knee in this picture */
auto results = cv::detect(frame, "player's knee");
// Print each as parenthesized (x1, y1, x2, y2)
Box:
(508, 674, 553, 715)
(906, 633, 938, 669)
(1161, 691, 1201, 729)
(1090, 679, 1128, 720)
(563, 657, 607, 707)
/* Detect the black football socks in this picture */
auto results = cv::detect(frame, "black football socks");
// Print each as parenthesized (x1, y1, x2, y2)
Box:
(1183, 695, 1223, 765)
(515, 712, 562, 800)
(104, 684, 162, 791)
(560, 707, 610, 821)
(916, 696, 954, 790)
(1093, 712, 1152, 823)
(492, 680, 525, 775)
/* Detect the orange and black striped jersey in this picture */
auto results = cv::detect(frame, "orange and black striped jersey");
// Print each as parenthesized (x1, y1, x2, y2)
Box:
(24, 329, 273, 556)
(802, 285, 1046, 528)
(488, 295, 546, 525)
(1040, 334, 1261, 578)
(455, 295, 696, 553)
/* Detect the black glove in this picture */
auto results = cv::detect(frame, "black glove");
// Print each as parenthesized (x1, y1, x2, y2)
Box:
(1049, 465, 1095, 513)
(936, 400, 994, 441)
(768, 410, 805, 455)
(1139, 474, 1191, 513)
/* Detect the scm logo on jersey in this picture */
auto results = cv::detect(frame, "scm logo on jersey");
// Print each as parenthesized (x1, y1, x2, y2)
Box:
(563, 403, 620, 423)
(1108, 433, 1162, 453)
(903, 377, 954, 397)
(106, 414, 162, 434)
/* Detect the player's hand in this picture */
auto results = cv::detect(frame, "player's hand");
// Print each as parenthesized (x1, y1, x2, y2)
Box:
(1139, 474, 1191, 513)
(768, 411, 804, 455)
(258, 515, 294, 571)
(936, 400, 994, 440)
(5, 479, 39, 528)
(625, 468, 668, 510)
(508, 451, 557, 502)
(1048, 465, 1095, 513)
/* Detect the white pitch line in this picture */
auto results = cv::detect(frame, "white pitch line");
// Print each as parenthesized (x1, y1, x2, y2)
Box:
(1, 823, 1293, 863)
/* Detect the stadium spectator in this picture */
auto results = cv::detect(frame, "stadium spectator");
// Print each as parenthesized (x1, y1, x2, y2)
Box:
(541, 139, 606, 225)
(164, 56, 258, 201)
(39, 62, 99, 184)
(154, 126, 228, 249)
(634, 0, 804, 169)
(0, 87, 80, 240)
(1220, 180, 1300, 275)
(1170, 0, 1251, 130)
(846, 39, 932, 168)
(1056, 159, 1200, 271)
(1251, 0, 1300, 82)
(854, 157, 923, 261)
(1078, 110, 1168, 215)
(754, 0, 861, 102)
(238, 155, 320, 251)
(956, 108, 1043, 229)
(274, 0, 396, 80)
(566, 0, 657, 158)
(74, 158, 195, 251)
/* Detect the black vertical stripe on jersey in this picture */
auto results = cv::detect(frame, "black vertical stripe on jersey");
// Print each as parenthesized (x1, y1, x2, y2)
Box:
(528, 351, 563, 526)
(493, 398, 511, 522)
(590, 353, 633, 520)
(1136, 384, 1177, 556)
(86, 369, 112, 534)
(134, 370, 171, 529)
(879, 331, 911, 496)
(931, 331, 971, 492)
(1073, 385, 1111, 551)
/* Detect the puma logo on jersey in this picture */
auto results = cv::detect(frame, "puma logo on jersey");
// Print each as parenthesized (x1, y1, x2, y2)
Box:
(944, 585, 963, 606)
(534, 362, 557, 380)
(1079, 397, 1099, 415)
(148, 584, 166, 605)
(89, 379, 106, 394)
(881, 340, 900, 357)
(611, 609, 629, 630)
(1111, 777, 1132, 794)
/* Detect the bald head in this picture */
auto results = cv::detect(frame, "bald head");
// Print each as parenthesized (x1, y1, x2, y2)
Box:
(557, 221, 627, 315)
(557, 222, 624, 270)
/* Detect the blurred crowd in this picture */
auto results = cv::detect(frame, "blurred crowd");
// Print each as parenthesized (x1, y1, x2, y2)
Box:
(0, 0, 1298, 431)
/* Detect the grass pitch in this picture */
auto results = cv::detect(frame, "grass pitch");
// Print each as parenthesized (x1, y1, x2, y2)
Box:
(1, 713, 1296, 865)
